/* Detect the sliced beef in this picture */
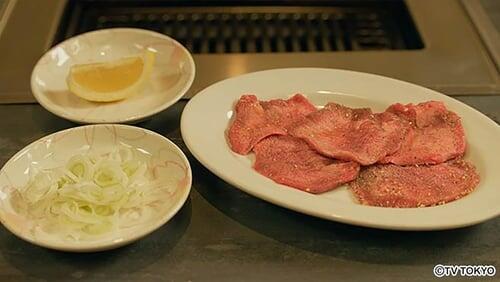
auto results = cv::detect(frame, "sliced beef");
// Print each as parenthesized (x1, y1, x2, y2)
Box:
(350, 159, 479, 208)
(227, 94, 316, 155)
(381, 101, 466, 165)
(376, 111, 412, 157)
(260, 94, 317, 128)
(289, 103, 410, 165)
(253, 135, 360, 194)
(227, 95, 285, 154)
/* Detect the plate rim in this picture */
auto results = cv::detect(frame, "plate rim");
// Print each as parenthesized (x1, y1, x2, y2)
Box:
(181, 67, 500, 231)
(0, 124, 192, 252)
(30, 28, 196, 124)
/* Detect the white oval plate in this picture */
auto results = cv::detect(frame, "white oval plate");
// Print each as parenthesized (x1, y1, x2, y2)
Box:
(31, 28, 195, 124)
(0, 124, 192, 251)
(181, 68, 500, 231)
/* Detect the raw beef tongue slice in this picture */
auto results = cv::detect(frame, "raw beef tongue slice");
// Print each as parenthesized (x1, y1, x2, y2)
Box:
(381, 101, 466, 165)
(289, 102, 410, 165)
(228, 95, 286, 154)
(260, 93, 317, 128)
(350, 159, 479, 208)
(253, 135, 360, 194)
(227, 94, 316, 155)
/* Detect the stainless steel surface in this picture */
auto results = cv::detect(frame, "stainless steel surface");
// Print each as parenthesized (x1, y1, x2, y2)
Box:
(481, 0, 500, 29)
(0, 0, 499, 104)
(0, 0, 66, 103)
(0, 96, 498, 281)
(0, 0, 16, 37)
(463, 0, 500, 72)
(186, 0, 499, 97)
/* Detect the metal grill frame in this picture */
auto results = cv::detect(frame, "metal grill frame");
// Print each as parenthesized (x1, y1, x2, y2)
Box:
(56, 2, 424, 53)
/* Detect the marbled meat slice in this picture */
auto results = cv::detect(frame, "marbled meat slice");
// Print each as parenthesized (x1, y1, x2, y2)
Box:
(227, 94, 316, 155)
(381, 101, 466, 165)
(350, 159, 479, 208)
(289, 103, 410, 165)
(253, 135, 360, 194)
(260, 93, 317, 129)
(227, 95, 285, 154)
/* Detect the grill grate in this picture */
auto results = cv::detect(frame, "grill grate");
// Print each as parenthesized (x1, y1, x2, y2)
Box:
(56, 1, 424, 53)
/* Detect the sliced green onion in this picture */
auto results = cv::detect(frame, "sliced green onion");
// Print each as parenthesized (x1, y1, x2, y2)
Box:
(15, 145, 164, 240)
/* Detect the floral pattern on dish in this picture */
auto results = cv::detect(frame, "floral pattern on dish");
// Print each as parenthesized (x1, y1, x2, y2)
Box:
(0, 124, 191, 251)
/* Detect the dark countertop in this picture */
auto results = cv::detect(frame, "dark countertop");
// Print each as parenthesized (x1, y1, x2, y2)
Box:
(0, 96, 499, 282)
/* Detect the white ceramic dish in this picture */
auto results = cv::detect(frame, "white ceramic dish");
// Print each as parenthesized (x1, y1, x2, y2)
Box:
(31, 28, 195, 124)
(0, 124, 192, 251)
(181, 68, 500, 231)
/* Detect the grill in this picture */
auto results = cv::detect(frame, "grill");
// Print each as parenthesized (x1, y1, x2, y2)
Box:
(56, 1, 424, 53)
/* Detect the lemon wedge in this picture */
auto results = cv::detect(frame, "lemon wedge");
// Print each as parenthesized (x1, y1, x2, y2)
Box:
(67, 50, 155, 102)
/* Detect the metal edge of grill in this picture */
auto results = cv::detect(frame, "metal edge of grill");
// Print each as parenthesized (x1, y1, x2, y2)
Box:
(55, 0, 424, 53)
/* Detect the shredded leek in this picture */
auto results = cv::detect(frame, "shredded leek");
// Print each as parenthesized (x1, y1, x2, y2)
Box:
(15, 145, 166, 240)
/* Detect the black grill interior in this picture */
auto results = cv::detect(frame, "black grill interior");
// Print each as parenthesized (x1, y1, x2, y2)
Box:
(56, 0, 424, 53)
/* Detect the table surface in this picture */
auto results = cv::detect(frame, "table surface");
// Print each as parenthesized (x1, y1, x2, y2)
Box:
(0, 96, 499, 282)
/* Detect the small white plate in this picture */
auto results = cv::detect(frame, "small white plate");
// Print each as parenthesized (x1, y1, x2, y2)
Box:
(0, 124, 192, 252)
(181, 68, 500, 231)
(31, 28, 195, 124)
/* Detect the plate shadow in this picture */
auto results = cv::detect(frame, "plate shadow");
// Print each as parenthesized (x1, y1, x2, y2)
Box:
(0, 198, 192, 280)
(192, 159, 499, 266)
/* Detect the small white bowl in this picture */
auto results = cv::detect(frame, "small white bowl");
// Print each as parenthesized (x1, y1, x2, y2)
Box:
(0, 124, 192, 252)
(31, 28, 195, 124)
